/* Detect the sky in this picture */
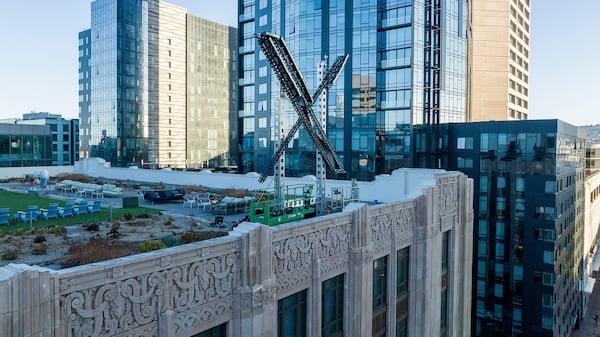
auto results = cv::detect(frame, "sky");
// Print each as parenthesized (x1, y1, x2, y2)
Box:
(0, 1, 598, 126)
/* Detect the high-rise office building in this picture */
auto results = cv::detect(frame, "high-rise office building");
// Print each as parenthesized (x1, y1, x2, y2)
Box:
(417, 120, 585, 337)
(187, 17, 238, 169)
(467, 0, 530, 121)
(238, 0, 467, 180)
(79, 0, 237, 169)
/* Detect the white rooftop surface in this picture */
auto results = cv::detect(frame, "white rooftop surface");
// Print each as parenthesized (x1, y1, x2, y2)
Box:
(75, 158, 447, 203)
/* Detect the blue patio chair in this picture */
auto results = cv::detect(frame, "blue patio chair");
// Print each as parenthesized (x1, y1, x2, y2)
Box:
(0, 208, 10, 225)
(88, 198, 102, 213)
(40, 203, 59, 220)
(58, 202, 74, 218)
(18, 205, 39, 223)
(73, 200, 89, 215)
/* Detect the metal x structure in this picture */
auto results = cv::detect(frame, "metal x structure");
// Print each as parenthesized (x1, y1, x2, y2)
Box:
(256, 32, 348, 183)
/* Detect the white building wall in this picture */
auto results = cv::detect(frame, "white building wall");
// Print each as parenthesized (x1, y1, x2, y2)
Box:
(584, 171, 600, 314)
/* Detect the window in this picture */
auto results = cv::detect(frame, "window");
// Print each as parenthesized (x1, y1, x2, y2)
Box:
(259, 83, 267, 94)
(259, 15, 268, 26)
(477, 280, 485, 297)
(259, 66, 267, 77)
(545, 180, 555, 193)
(480, 176, 488, 193)
(514, 265, 523, 281)
(397, 247, 409, 295)
(478, 240, 487, 257)
(258, 138, 267, 148)
(479, 220, 488, 237)
(495, 243, 504, 259)
(542, 272, 554, 285)
(258, 100, 267, 111)
(373, 256, 388, 337)
(543, 250, 553, 264)
(516, 177, 525, 192)
(192, 323, 226, 337)
(322, 274, 344, 337)
(497, 177, 506, 189)
(456, 137, 473, 149)
(478, 260, 486, 277)
(494, 283, 503, 297)
(542, 294, 552, 308)
(542, 312, 552, 330)
(258, 117, 267, 128)
(278, 290, 307, 337)
(513, 308, 522, 324)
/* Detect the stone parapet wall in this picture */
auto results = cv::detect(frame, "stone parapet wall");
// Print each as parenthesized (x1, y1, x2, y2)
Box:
(1, 171, 473, 337)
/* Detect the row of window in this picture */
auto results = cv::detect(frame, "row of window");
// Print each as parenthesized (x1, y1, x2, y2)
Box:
(509, 65, 528, 84)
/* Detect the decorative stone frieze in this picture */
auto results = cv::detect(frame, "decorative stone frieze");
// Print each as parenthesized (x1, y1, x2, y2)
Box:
(437, 174, 460, 215)
(60, 250, 238, 337)
(272, 222, 350, 294)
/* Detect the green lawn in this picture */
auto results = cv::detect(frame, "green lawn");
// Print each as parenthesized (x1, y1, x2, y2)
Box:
(0, 190, 159, 232)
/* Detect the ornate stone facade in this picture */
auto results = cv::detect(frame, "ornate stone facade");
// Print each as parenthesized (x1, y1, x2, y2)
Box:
(1, 170, 472, 337)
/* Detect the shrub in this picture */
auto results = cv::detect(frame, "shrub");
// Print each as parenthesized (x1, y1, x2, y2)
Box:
(129, 220, 151, 227)
(181, 230, 226, 244)
(85, 223, 99, 232)
(48, 226, 67, 235)
(136, 240, 166, 253)
(180, 230, 201, 244)
(2, 249, 19, 260)
(136, 213, 151, 219)
(31, 242, 47, 255)
(220, 188, 250, 197)
(33, 235, 46, 243)
(164, 216, 175, 226)
(123, 213, 134, 221)
(9, 228, 27, 236)
(63, 239, 133, 268)
(160, 236, 182, 247)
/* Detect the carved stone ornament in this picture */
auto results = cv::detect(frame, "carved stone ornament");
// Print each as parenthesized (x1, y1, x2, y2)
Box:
(438, 176, 459, 215)
(62, 253, 238, 337)
(173, 297, 232, 335)
(272, 224, 350, 293)
(372, 207, 415, 254)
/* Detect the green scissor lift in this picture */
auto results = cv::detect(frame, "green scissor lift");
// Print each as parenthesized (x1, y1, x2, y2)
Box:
(249, 184, 316, 226)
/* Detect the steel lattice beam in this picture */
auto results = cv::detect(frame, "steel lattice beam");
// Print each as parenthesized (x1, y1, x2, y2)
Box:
(256, 33, 347, 183)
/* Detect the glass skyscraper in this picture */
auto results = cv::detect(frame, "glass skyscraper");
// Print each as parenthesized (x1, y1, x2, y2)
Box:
(79, 0, 156, 166)
(80, 0, 238, 169)
(238, 0, 467, 180)
(416, 120, 586, 337)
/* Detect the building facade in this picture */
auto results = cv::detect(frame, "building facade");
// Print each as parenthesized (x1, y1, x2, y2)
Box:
(79, 0, 237, 169)
(238, 0, 467, 180)
(417, 120, 585, 337)
(187, 16, 238, 169)
(0, 123, 52, 167)
(467, 0, 530, 121)
(0, 170, 473, 337)
(21, 112, 80, 166)
(584, 171, 600, 317)
(586, 143, 600, 176)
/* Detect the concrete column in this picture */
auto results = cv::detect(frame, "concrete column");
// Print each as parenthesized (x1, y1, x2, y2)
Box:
(311, 259, 322, 337)
(231, 223, 276, 337)
(347, 205, 372, 337)
(0, 264, 56, 337)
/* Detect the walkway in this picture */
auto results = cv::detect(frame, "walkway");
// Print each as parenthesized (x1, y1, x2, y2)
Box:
(572, 281, 600, 337)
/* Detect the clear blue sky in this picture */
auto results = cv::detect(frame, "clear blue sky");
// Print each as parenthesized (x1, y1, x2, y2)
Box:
(0, 1, 598, 127)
